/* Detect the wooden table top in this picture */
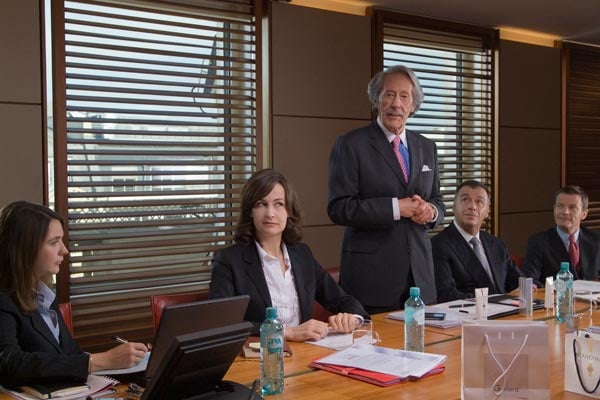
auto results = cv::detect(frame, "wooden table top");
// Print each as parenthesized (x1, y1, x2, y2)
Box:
(1, 292, 597, 400)
(223, 294, 599, 400)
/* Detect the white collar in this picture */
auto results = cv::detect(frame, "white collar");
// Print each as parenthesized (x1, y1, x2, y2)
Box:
(377, 115, 408, 148)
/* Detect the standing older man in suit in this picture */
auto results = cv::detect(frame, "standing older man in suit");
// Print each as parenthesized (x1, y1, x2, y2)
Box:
(432, 180, 522, 302)
(328, 65, 444, 313)
(521, 185, 600, 287)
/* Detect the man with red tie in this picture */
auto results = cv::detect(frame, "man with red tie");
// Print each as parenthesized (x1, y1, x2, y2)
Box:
(327, 65, 444, 313)
(521, 186, 600, 287)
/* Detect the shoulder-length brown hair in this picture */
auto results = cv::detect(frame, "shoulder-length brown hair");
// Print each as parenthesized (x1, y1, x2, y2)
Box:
(0, 201, 64, 313)
(234, 169, 303, 245)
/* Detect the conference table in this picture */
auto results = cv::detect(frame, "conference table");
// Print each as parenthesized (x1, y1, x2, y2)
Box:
(220, 295, 599, 400)
(1, 293, 597, 400)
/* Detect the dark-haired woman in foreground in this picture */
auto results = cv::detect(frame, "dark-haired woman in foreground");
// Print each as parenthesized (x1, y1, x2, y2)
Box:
(0, 201, 148, 387)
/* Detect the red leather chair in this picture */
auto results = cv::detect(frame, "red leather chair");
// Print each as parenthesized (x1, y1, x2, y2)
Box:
(58, 302, 73, 335)
(312, 266, 341, 321)
(150, 292, 208, 335)
(511, 255, 524, 269)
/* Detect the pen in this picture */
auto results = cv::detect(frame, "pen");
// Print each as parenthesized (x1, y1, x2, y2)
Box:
(449, 303, 476, 308)
(458, 309, 470, 314)
(112, 335, 128, 344)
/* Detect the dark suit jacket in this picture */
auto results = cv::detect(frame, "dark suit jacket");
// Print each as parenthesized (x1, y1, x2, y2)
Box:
(327, 122, 445, 309)
(208, 242, 368, 334)
(0, 294, 88, 387)
(431, 223, 522, 303)
(521, 227, 600, 287)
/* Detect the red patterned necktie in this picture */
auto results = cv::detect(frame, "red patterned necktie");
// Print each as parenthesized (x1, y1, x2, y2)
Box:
(569, 234, 580, 273)
(392, 136, 409, 182)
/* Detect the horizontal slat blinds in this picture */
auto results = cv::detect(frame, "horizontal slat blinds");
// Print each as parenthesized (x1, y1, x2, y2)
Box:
(565, 43, 600, 230)
(53, 0, 256, 350)
(377, 13, 496, 231)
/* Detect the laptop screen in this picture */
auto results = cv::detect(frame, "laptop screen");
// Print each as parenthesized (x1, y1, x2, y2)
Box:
(141, 321, 254, 400)
(145, 294, 250, 381)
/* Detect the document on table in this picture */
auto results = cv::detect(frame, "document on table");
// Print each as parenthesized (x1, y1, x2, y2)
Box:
(305, 332, 353, 350)
(573, 280, 600, 301)
(311, 343, 446, 378)
(93, 351, 150, 375)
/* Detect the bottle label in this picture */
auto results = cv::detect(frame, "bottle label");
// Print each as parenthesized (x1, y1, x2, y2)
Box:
(267, 336, 283, 354)
(405, 308, 415, 322)
(414, 308, 425, 325)
(566, 280, 573, 289)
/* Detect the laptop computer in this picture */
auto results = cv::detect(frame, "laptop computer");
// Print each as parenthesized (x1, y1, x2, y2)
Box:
(141, 321, 257, 400)
(143, 295, 250, 386)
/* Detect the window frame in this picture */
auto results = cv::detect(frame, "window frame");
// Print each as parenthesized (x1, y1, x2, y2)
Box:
(372, 10, 498, 232)
(49, 0, 264, 350)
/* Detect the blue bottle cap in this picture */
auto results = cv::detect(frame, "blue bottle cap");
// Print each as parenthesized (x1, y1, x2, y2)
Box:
(560, 262, 570, 271)
(266, 307, 278, 319)
(409, 287, 420, 298)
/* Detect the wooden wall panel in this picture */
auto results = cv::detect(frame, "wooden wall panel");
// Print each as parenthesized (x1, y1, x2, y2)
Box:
(499, 40, 560, 129)
(273, 116, 369, 226)
(0, 0, 41, 103)
(497, 40, 561, 247)
(0, 0, 44, 206)
(271, 3, 372, 266)
(499, 211, 554, 257)
(302, 225, 344, 269)
(498, 127, 560, 213)
(0, 104, 44, 204)
(271, 2, 371, 119)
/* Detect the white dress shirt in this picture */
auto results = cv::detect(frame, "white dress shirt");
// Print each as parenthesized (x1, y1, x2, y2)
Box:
(255, 241, 300, 327)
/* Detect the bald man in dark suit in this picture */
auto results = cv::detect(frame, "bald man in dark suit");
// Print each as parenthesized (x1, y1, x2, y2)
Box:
(432, 180, 522, 302)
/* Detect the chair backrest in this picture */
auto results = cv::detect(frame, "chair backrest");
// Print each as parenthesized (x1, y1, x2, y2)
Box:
(511, 255, 524, 269)
(150, 292, 208, 335)
(311, 266, 341, 321)
(58, 302, 73, 335)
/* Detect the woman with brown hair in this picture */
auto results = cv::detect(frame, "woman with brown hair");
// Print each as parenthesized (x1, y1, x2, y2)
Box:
(209, 169, 368, 342)
(0, 201, 148, 387)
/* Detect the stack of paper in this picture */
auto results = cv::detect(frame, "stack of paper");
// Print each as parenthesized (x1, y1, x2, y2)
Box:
(573, 280, 600, 301)
(310, 343, 446, 386)
(1, 375, 118, 400)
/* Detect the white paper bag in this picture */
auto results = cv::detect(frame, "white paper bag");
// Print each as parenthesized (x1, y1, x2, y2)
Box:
(462, 320, 549, 399)
(565, 331, 600, 398)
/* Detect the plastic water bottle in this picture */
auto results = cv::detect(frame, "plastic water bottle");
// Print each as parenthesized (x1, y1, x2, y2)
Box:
(260, 307, 284, 395)
(404, 287, 425, 352)
(555, 261, 574, 323)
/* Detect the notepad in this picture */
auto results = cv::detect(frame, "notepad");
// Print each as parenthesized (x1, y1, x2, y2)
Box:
(19, 383, 89, 399)
(2, 375, 118, 400)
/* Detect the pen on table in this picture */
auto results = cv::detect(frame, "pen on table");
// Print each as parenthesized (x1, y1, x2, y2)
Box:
(458, 309, 470, 314)
(449, 303, 476, 308)
(112, 335, 128, 344)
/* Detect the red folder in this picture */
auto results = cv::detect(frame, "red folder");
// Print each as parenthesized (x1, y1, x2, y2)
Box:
(309, 360, 445, 387)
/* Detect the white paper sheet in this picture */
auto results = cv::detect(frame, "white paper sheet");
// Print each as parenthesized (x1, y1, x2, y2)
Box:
(305, 332, 353, 351)
(312, 343, 446, 378)
(92, 351, 149, 375)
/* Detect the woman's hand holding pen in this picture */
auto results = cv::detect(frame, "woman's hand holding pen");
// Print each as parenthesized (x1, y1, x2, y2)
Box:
(89, 338, 149, 372)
